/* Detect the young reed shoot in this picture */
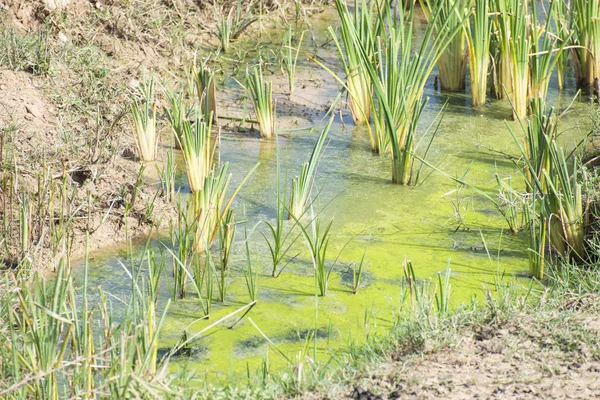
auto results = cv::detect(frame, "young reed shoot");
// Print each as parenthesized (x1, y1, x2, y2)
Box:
(263, 138, 301, 277)
(130, 71, 157, 161)
(352, 249, 367, 294)
(246, 65, 276, 139)
(191, 61, 218, 123)
(281, 26, 305, 96)
(244, 225, 258, 301)
(175, 116, 215, 193)
(216, 0, 258, 53)
(194, 162, 259, 253)
(289, 117, 333, 219)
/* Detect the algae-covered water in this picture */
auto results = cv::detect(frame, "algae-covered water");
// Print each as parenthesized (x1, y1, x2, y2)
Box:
(75, 10, 594, 382)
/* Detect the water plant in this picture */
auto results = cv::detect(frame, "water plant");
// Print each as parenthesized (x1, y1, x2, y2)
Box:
(492, 0, 517, 99)
(244, 225, 258, 301)
(465, 0, 492, 106)
(130, 71, 157, 161)
(169, 202, 194, 299)
(330, 0, 385, 125)
(352, 249, 367, 294)
(543, 143, 585, 261)
(571, 0, 600, 86)
(529, 1, 568, 101)
(191, 61, 218, 123)
(263, 138, 301, 277)
(219, 209, 236, 273)
(434, 261, 452, 314)
(147, 247, 165, 306)
(294, 211, 347, 297)
(280, 26, 305, 96)
(420, 0, 468, 91)
(193, 162, 259, 253)
(215, 0, 258, 53)
(174, 116, 215, 193)
(495, 174, 526, 234)
(289, 118, 333, 219)
(524, 196, 546, 279)
(246, 65, 275, 139)
(350, 1, 464, 184)
(508, 1, 529, 120)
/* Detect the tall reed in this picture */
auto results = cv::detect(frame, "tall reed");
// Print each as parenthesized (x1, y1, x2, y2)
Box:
(492, 0, 517, 99)
(465, 0, 492, 106)
(420, 0, 468, 91)
(331, 0, 384, 124)
(529, 1, 567, 102)
(351, 2, 464, 184)
(508, 1, 529, 120)
(572, 0, 600, 86)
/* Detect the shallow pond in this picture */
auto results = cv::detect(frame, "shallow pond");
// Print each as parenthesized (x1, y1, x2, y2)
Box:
(75, 8, 595, 382)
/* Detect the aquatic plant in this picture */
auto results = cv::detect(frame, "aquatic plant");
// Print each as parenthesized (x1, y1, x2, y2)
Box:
(175, 116, 215, 193)
(169, 202, 194, 299)
(434, 262, 452, 314)
(158, 149, 176, 202)
(529, 1, 569, 101)
(420, 0, 468, 91)
(281, 26, 304, 96)
(330, 0, 384, 125)
(194, 162, 258, 253)
(524, 197, 547, 279)
(289, 117, 333, 219)
(263, 139, 301, 277)
(522, 97, 557, 192)
(352, 249, 367, 294)
(191, 61, 218, 123)
(553, 0, 570, 90)
(216, 0, 258, 53)
(543, 144, 585, 261)
(294, 211, 348, 297)
(509, 99, 585, 268)
(465, 0, 492, 106)
(246, 65, 276, 139)
(244, 225, 258, 301)
(495, 175, 526, 234)
(130, 71, 157, 161)
(147, 248, 165, 306)
(571, 0, 600, 86)
(492, 0, 517, 100)
(219, 209, 236, 273)
(508, 1, 529, 120)
(351, 2, 464, 184)
(163, 85, 188, 142)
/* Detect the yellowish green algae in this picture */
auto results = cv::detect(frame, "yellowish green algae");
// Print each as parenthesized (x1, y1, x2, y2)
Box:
(75, 9, 596, 383)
